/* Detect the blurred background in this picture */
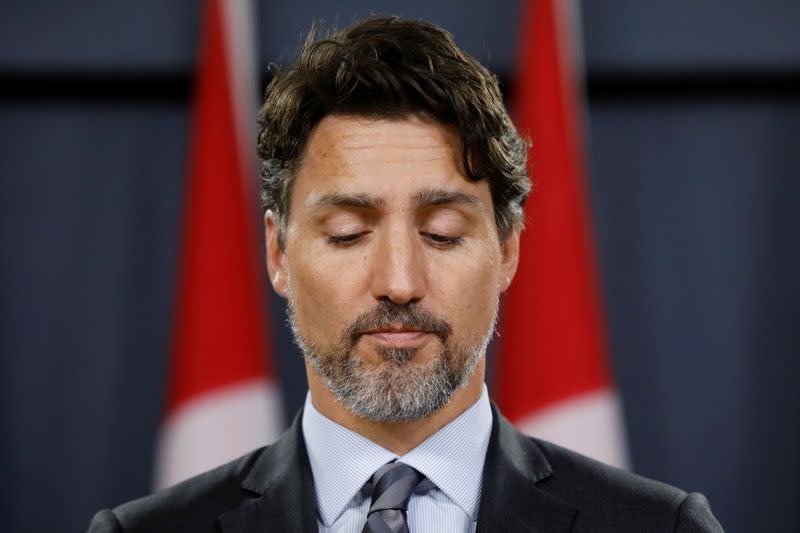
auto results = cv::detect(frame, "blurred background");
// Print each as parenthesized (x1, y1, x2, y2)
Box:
(2, 1, 799, 532)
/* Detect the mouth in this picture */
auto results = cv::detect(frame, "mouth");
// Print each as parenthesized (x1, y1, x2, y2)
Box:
(361, 327, 432, 348)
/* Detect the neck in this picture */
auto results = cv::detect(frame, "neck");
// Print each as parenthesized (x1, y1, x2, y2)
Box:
(306, 361, 486, 456)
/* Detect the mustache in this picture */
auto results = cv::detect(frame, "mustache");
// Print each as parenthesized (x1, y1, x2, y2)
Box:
(342, 300, 453, 347)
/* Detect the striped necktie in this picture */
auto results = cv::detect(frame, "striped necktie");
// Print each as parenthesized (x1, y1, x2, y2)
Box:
(362, 461, 424, 533)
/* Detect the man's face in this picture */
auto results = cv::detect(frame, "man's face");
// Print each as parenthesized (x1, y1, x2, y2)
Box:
(265, 114, 519, 421)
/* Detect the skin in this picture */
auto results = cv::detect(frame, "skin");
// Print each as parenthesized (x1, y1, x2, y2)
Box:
(265, 114, 520, 455)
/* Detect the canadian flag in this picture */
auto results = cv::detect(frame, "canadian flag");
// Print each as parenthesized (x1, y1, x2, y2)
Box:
(153, 0, 283, 489)
(495, 0, 629, 468)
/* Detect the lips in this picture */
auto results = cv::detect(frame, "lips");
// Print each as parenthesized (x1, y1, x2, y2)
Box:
(361, 327, 431, 348)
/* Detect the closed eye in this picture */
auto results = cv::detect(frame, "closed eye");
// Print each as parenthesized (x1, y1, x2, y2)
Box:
(421, 232, 462, 246)
(327, 232, 369, 246)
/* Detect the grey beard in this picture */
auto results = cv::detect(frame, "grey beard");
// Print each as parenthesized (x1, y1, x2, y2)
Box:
(287, 294, 498, 422)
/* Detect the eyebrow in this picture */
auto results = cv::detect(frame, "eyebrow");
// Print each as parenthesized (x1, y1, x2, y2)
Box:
(305, 188, 482, 211)
(413, 189, 482, 209)
(306, 192, 386, 210)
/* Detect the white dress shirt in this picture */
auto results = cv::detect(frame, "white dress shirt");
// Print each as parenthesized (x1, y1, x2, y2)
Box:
(301, 385, 493, 532)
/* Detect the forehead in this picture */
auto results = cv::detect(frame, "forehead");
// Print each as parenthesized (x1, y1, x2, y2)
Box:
(291, 114, 492, 211)
(306, 114, 458, 165)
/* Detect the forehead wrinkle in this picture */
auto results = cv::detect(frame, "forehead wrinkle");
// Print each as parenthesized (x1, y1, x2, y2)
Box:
(336, 124, 455, 150)
(307, 116, 463, 176)
(334, 142, 455, 168)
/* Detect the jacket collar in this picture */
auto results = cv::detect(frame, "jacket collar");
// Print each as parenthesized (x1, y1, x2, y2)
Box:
(219, 403, 577, 533)
(475, 403, 577, 533)
(218, 410, 319, 533)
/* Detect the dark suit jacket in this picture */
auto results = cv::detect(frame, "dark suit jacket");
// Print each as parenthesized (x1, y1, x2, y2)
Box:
(88, 405, 723, 532)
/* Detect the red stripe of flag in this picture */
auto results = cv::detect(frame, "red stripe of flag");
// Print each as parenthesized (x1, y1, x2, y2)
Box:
(154, 0, 282, 489)
(168, 0, 272, 413)
(496, 0, 622, 454)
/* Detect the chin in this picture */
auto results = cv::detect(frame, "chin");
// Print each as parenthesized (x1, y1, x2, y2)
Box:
(321, 344, 472, 423)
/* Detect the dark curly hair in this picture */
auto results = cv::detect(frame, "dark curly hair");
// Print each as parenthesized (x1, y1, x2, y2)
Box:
(257, 16, 530, 248)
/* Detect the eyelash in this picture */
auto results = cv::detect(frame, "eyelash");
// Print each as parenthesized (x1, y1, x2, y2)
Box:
(422, 233, 463, 246)
(326, 232, 369, 245)
(326, 232, 463, 247)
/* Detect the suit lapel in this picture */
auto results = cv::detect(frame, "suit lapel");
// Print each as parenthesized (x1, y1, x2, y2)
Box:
(476, 404, 577, 533)
(218, 403, 577, 532)
(218, 411, 318, 533)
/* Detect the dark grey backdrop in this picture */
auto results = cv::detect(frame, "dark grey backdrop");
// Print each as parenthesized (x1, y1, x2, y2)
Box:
(2, 1, 799, 532)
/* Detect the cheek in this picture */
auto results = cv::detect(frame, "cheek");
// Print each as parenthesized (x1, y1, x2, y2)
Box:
(287, 246, 365, 337)
(428, 248, 500, 333)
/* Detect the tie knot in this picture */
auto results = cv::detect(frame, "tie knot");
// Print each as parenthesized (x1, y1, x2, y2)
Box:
(367, 462, 424, 514)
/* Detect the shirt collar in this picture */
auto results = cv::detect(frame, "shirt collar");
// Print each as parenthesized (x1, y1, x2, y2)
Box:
(400, 385, 492, 520)
(301, 385, 493, 525)
(301, 394, 395, 526)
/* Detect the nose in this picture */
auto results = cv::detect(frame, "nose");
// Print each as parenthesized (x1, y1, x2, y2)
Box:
(369, 225, 427, 305)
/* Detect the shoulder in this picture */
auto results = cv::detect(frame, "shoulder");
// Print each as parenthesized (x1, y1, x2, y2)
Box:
(532, 438, 722, 532)
(88, 447, 266, 533)
(536, 437, 686, 504)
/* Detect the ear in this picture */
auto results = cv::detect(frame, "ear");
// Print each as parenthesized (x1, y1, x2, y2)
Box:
(498, 229, 520, 293)
(264, 210, 289, 298)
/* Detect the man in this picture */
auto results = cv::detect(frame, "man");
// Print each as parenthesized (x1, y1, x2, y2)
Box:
(89, 16, 723, 533)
